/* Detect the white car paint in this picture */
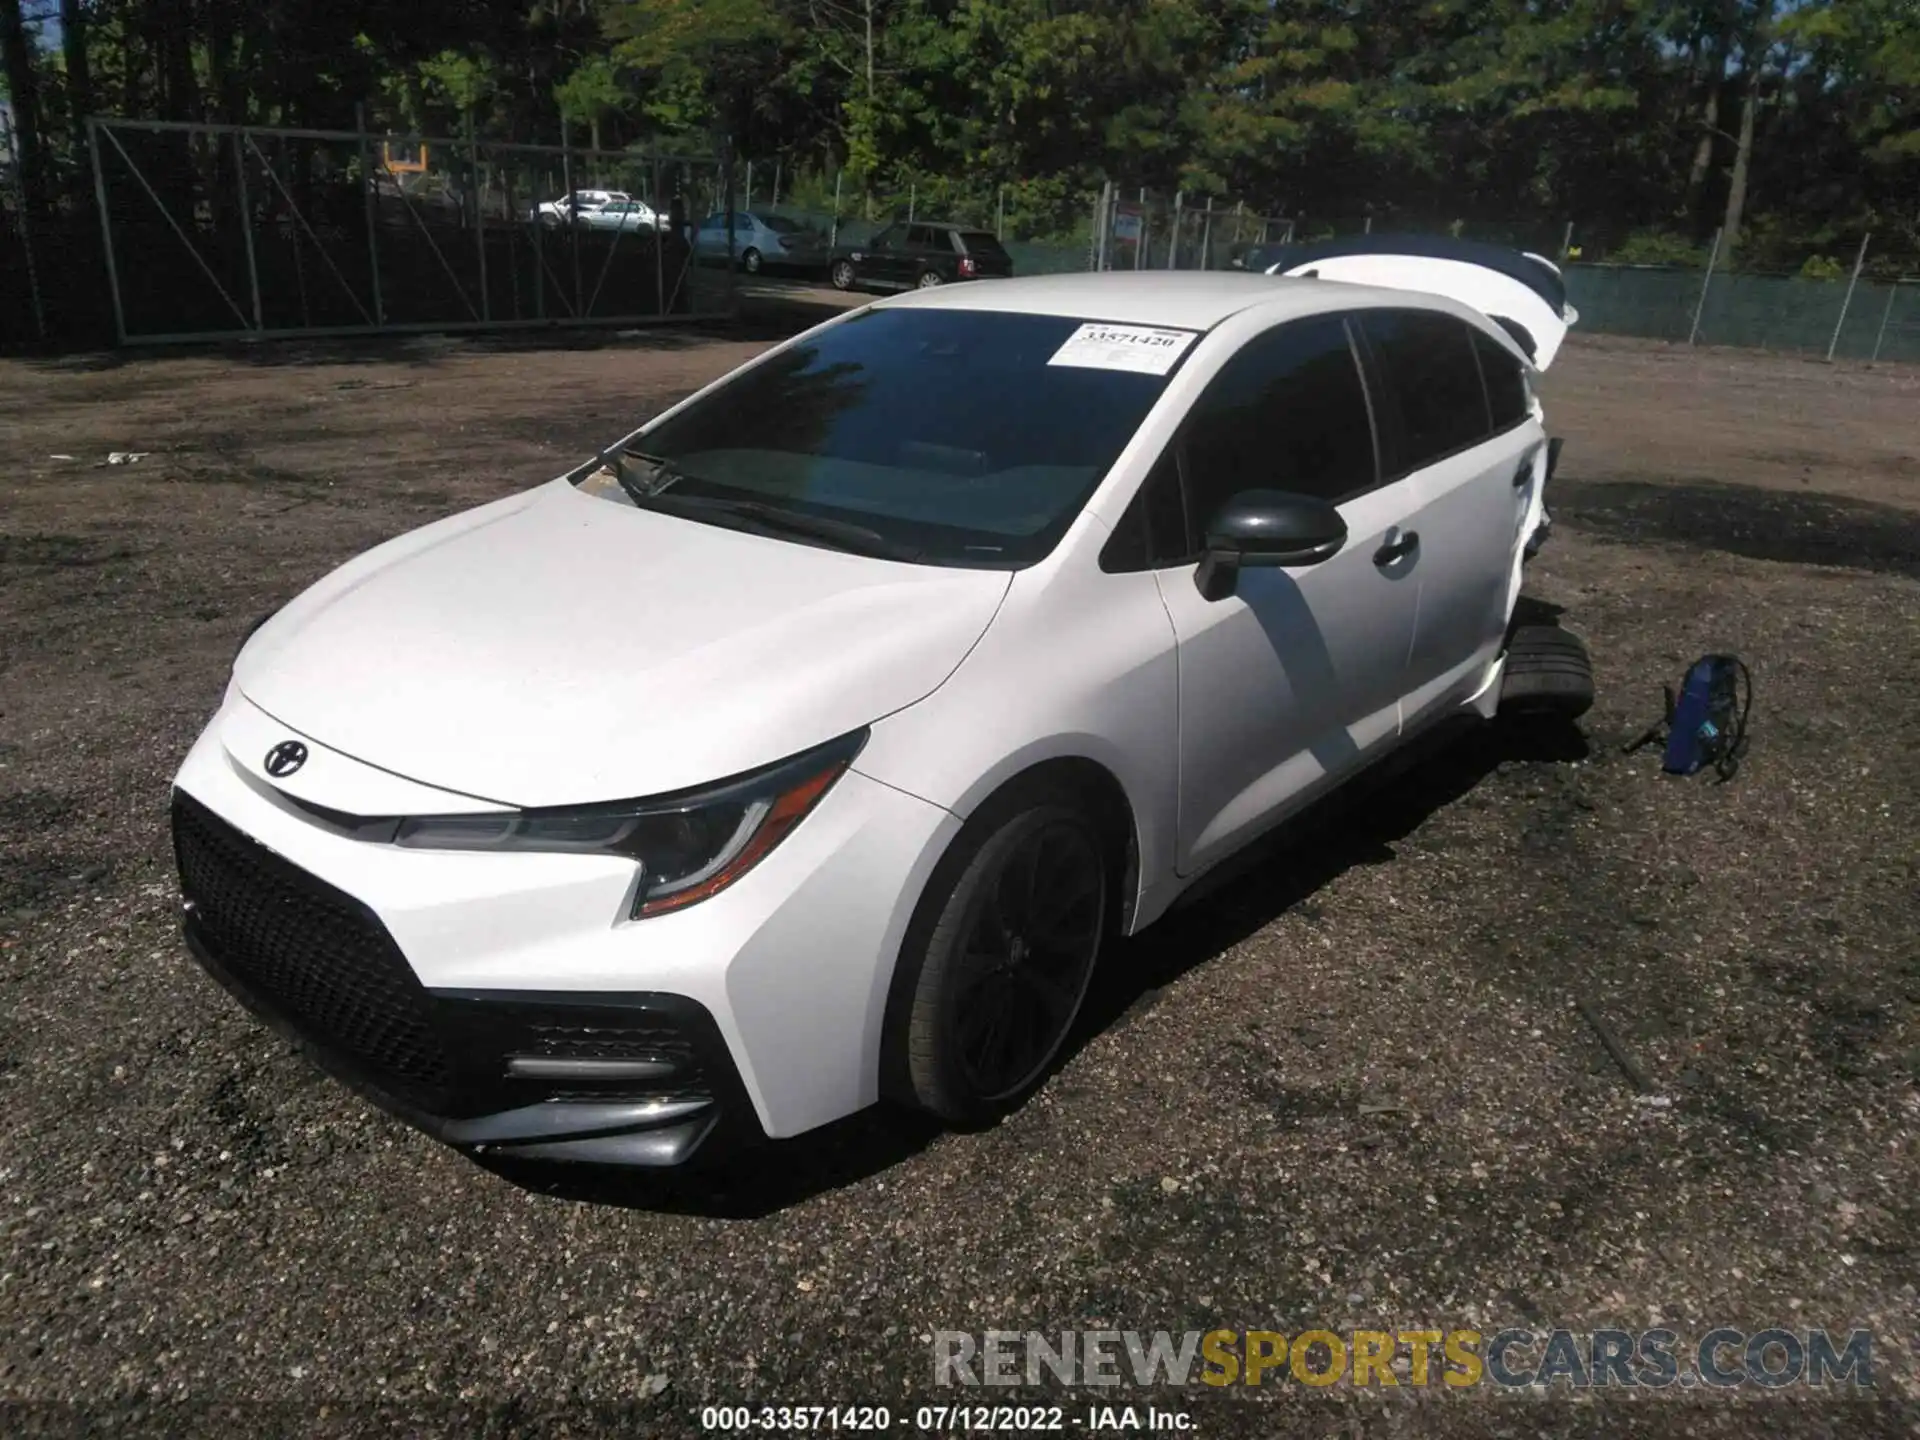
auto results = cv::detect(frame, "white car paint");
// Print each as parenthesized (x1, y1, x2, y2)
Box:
(529, 189, 632, 224)
(174, 266, 1565, 1161)
(235, 483, 1011, 806)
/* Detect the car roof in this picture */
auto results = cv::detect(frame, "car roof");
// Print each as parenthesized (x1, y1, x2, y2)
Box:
(871, 270, 1436, 332)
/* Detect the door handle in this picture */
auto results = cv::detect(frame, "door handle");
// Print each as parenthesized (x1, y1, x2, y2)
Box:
(1512, 458, 1534, 488)
(1373, 528, 1419, 567)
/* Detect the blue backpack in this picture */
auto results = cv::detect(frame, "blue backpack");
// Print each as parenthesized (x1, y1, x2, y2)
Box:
(1626, 653, 1752, 781)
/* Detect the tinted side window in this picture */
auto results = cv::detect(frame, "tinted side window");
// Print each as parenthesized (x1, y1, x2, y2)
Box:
(1100, 451, 1190, 572)
(1179, 315, 1377, 536)
(908, 225, 938, 248)
(1473, 329, 1530, 431)
(1359, 310, 1490, 472)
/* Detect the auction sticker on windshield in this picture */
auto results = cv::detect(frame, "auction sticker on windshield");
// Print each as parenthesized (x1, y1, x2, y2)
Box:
(1047, 323, 1199, 376)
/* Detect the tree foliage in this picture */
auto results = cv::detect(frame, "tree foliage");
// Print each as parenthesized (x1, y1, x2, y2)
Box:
(2, 0, 1916, 262)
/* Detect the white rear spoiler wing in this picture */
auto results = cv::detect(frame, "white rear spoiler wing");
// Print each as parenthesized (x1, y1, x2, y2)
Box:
(1261, 238, 1579, 370)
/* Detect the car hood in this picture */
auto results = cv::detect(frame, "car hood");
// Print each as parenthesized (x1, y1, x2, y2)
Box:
(235, 480, 1012, 808)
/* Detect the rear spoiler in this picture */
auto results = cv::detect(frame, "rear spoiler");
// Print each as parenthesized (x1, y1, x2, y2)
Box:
(1251, 234, 1579, 370)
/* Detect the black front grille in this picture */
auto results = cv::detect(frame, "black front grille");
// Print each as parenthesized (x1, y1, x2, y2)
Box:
(172, 791, 456, 1107)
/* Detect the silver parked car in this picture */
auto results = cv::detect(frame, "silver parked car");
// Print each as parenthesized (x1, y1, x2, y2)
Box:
(692, 211, 827, 274)
(529, 189, 631, 227)
(574, 199, 661, 233)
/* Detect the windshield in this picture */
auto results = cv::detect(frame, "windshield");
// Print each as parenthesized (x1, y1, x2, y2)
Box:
(580, 308, 1188, 567)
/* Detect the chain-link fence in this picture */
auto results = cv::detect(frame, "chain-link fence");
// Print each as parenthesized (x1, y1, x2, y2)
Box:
(727, 166, 1098, 278)
(11, 135, 1920, 361)
(1078, 184, 1920, 363)
(81, 117, 730, 344)
(1562, 265, 1919, 362)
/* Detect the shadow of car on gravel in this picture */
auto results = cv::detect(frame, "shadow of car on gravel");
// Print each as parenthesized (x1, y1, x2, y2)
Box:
(1553, 476, 1920, 578)
(480, 687, 1590, 1219)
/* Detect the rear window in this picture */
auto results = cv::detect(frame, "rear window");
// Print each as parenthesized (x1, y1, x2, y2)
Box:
(1358, 309, 1490, 474)
(758, 214, 806, 234)
(609, 309, 1190, 567)
(1473, 329, 1530, 430)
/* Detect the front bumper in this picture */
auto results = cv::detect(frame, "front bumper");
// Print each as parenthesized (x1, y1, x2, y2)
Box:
(169, 691, 962, 1162)
(175, 790, 760, 1166)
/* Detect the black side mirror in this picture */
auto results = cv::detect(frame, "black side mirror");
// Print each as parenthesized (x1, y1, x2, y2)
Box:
(1195, 489, 1348, 600)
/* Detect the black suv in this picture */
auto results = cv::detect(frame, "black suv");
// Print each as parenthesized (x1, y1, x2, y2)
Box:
(830, 221, 1014, 292)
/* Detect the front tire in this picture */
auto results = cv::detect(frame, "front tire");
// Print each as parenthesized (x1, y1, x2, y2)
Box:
(891, 792, 1109, 1125)
(830, 259, 857, 291)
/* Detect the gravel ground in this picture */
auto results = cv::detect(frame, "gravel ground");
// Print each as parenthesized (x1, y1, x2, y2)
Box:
(1, 315, 1916, 1438)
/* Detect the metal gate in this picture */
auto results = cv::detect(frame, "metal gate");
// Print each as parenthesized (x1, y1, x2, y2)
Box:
(86, 117, 734, 344)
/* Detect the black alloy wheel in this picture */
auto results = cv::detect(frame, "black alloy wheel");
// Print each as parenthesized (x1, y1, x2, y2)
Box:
(887, 790, 1112, 1125)
(948, 816, 1105, 1101)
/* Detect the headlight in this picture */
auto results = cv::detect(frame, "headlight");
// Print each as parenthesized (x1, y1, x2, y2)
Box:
(392, 729, 867, 918)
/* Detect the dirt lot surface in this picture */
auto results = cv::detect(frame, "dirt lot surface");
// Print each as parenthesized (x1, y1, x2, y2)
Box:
(2, 304, 1917, 1437)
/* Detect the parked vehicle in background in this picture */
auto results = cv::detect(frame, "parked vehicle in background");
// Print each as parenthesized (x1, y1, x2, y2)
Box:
(575, 199, 661, 233)
(530, 189, 632, 227)
(830, 222, 1014, 292)
(692, 211, 828, 275)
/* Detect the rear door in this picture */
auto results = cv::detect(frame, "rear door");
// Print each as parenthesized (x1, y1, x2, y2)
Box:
(906, 225, 947, 281)
(862, 224, 908, 285)
(1355, 307, 1543, 726)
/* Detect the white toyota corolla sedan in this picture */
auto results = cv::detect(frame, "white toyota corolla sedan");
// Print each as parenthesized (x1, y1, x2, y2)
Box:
(171, 250, 1585, 1168)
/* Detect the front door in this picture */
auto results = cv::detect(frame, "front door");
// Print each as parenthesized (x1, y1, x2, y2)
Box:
(1151, 313, 1421, 876)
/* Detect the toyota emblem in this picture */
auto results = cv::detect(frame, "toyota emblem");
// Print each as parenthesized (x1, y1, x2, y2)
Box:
(264, 740, 308, 778)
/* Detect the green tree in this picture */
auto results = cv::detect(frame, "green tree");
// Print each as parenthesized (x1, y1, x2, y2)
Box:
(554, 53, 624, 150)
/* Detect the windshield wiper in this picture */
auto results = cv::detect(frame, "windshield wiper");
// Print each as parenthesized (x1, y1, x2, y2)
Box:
(648, 494, 921, 562)
(589, 445, 688, 508)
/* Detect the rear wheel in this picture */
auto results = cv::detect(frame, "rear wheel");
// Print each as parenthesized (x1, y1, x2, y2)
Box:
(916, 268, 945, 289)
(891, 791, 1109, 1124)
(830, 259, 857, 291)
(1500, 624, 1594, 717)
(740, 247, 763, 275)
